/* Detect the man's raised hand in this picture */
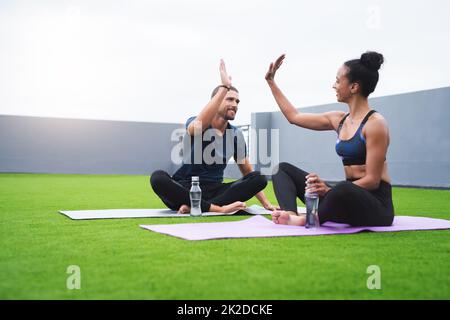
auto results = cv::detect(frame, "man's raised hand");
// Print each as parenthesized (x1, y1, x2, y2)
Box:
(220, 59, 232, 87)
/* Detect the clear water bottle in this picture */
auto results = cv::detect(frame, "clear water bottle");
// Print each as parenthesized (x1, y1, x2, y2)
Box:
(305, 188, 320, 228)
(189, 176, 202, 217)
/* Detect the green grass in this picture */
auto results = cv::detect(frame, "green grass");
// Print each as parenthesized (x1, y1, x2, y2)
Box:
(0, 173, 449, 300)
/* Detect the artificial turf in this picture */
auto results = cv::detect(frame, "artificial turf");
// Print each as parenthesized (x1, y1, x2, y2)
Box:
(0, 173, 449, 300)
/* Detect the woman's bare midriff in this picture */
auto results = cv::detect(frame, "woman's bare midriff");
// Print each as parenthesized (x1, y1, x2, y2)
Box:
(344, 162, 391, 184)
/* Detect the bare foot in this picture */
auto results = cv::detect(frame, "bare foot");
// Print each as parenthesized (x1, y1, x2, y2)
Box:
(220, 201, 247, 214)
(178, 205, 190, 214)
(272, 210, 306, 226)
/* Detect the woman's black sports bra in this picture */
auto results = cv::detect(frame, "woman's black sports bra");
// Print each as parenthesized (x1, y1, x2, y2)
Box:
(335, 110, 377, 166)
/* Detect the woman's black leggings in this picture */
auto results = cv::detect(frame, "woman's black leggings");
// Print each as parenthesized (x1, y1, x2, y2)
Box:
(272, 162, 394, 227)
(150, 170, 267, 212)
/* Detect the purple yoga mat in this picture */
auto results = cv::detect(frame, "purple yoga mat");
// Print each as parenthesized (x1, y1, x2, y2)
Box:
(140, 215, 450, 241)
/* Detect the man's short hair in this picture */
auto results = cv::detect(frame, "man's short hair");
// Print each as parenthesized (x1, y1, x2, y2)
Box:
(211, 85, 239, 98)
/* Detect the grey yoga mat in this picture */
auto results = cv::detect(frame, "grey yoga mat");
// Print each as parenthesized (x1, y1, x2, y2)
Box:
(59, 205, 307, 220)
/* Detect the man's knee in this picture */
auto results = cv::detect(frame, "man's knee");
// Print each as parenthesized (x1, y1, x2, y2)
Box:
(244, 171, 267, 189)
(257, 172, 268, 190)
(150, 170, 169, 189)
(250, 171, 268, 190)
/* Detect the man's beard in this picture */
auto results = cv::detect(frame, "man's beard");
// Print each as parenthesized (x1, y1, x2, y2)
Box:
(224, 109, 236, 121)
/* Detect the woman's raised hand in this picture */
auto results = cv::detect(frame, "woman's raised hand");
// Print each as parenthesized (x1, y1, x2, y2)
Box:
(265, 54, 286, 82)
(220, 59, 232, 87)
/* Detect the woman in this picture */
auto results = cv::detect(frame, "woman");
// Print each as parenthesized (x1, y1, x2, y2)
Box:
(266, 51, 394, 227)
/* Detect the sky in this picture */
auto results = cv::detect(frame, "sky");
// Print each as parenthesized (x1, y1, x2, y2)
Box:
(1, 0, 449, 125)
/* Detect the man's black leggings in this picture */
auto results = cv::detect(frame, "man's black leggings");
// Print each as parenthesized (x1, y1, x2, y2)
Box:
(150, 170, 267, 212)
(272, 162, 394, 226)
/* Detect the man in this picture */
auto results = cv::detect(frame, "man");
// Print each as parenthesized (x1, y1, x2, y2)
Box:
(150, 60, 276, 214)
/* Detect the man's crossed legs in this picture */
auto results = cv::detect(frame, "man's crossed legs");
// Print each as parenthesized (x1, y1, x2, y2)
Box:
(150, 170, 267, 213)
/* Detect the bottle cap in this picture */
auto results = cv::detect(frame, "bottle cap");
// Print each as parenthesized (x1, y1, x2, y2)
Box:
(191, 176, 199, 182)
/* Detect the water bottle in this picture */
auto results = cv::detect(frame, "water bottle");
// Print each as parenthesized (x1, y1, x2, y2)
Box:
(305, 188, 320, 229)
(189, 176, 202, 217)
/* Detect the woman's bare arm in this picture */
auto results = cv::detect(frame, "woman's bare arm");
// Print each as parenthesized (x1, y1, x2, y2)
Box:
(353, 117, 389, 190)
(266, 54, 344, 131)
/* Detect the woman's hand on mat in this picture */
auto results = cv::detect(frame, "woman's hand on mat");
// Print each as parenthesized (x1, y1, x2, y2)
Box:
(305, 173, 331, 197)
(220, 59, 232, 87)
(265, 54, 286, 82)
(178, 204, 190, 214)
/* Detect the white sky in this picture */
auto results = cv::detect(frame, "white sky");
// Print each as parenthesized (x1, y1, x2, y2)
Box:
(1, 0, 449, 125)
